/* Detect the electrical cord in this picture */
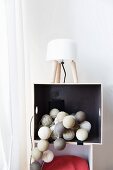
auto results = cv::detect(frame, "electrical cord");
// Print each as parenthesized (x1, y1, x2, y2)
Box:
(30, 106, 39, 165)
(61, 61, 66, 83)
(30, 116, 34, 151)
(30, 115, 34, 165)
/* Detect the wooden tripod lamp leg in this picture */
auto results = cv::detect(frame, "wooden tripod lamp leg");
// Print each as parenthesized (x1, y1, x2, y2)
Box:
(55, 62, 61, 83)
(52, 60, 58, 83)
(70, 60, 78, 83)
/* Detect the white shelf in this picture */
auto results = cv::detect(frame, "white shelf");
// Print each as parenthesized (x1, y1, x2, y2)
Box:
(34, 142, 93, 170)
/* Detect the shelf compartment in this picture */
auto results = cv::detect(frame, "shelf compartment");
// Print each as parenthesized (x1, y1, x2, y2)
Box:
(34, 84, 102, 144)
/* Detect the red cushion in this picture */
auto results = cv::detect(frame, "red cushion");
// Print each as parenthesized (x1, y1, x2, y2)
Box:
(42, 155, 89, 170)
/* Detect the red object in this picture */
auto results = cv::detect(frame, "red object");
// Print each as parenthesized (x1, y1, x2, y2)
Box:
(42, 155, 89, 170)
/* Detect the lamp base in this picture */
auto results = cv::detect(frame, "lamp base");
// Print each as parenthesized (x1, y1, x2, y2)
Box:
(52, 60, 78, 83)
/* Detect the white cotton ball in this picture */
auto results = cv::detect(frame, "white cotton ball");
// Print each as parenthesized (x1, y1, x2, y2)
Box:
(41, 114, 53, 126)
(42, 150, 54, 163)
(57, 111, 68, 122)
(31, 147, 42, 161)
(63, 115, 75, 129)
(76, 128, 88, 141)
(38, 140, 49, 152)
(50, 125, 55, 131)
(49, 108, 59, 119)
(54, 117, 59, 124)
(80, 121, 91, 132)
(38, 126, 51, 140)
(75, 111, 86, 122)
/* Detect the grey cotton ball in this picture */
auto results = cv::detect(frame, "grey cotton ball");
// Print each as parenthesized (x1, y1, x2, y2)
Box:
(63, 129, 75, 141)
(74, 111, 86, 123)
(54, 138, 66, 150)
(30, 161, 41, 170)
(41, 114, 53, 126)
(54, 122, 66, 137)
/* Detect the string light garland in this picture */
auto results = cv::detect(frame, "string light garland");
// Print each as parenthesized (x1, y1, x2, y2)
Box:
(30, 106, 92, 169)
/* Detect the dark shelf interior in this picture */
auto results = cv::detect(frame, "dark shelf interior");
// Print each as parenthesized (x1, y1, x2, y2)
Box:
(34, 84, 101, 144)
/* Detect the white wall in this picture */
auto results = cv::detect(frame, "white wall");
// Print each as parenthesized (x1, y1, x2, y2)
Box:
(22, 0, 113, 169)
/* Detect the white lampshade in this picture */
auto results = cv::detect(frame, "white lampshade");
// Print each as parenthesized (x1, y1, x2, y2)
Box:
(46, 39, 77, 61)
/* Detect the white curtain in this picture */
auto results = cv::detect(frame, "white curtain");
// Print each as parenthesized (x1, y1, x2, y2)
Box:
(0, 0, 28, 169)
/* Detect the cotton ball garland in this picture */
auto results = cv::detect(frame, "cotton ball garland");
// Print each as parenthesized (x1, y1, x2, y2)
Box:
(57, 111, 68, 122)
(75, 111, 86, 123)
(49, 108, 59, 119)
(41, 114, 53, 126)
(54, 122, 66, 137)
(30, 161, 41, 170)
(63, 129, 75, 141)
(42, 150, 54, 163)
(32, 109, 91, 166)
(31, 147, 42, 161)
(63, 115, 75, 129)
(38, 126, 51, 140)
(80, 121, 91, 132)
(76, 128, 88, 141)
(38, 140, 49, 152)
(54, 138, 66, 150)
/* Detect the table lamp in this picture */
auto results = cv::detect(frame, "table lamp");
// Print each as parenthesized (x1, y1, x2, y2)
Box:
(46, 39, 78, 83)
